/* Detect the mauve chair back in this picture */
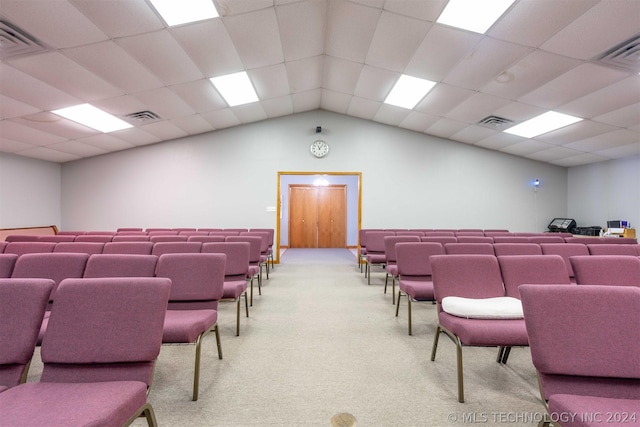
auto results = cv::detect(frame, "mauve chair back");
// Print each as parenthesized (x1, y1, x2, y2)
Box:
(539, 243, 589, 278)
(53, 242, 104, 254)
(37, 235, 75, 242)
(102, 242, 154, 255)
(444, 242, 495, 255)
(149, 235, 188, 243)
(0, 278, 54, 388)
(570, 255, 640, 287)
(40, 277, 170, 386)
(74, 235, 113, 243)
(187, 235, 226, 243)
(587, 244, 638, 256)
(155, 253, 226, 310)
(396, 242, 443, 278)
(202, 242, 250, 280)
(83, 254, 158, 278)
(493, 243, 542, 256)
(520, 284, 640, 400)
(497, 255, 571, 299)
(430, 254, 505, 304)
(151, 241, 202, 256)
(4, 242, 56, 256)
(226, 236, 261, 264)
(384, 235, 421, 265)
(0, 254, 18, 278)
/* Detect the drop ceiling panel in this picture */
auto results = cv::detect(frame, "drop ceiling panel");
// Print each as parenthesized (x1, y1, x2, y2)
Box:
(170, 115, 215, 135)
(383, 0, 446, 21)
(373, 104, 411, 126)
(559, 76, 640, 119)
(111, 127, 160, 147)
(286, 56, 323, 94)
(70, 0, 165, 38)
(325, 1, 380, 63)
(446, 93, 512, 124)
(17, 147, 80, 163)
(277, 0, 326, 62)
(450, 125, 499, 145)
(249, 64, 291, 99)
(500, 140, 554, 156)
(0, 64, 80, 111)
(540, 0, 640, 60)
(0, 138, 37, 153)
(595, 142, 640, 159)
(594, 102, 640, 128)
(365, 11, 431, 73)
(292, 89, 322, 112)
(231, 103, 268, 124)
(223, 9, 284, 69)
(116, 30, 204, 86)
(15, 112, 99, 140)
(46, 140, 108, 157)
(1, 120, 67, 146)
(525, 146, 583, 162)
(414, 83, 475, 117)
(475, 132, 524, 151)
(75, 134, 135, 152)
(353, 65, 398, 102)
(552, 152, 608, 167)
(322, 57, 363, 95)
(262, 96, 294, 118)
(216, 0, 274, 16)
(138, 121, 188, 141)
(170, 20, 243, 78)
(564, 129, 640, 152)
(320, 90, 352, 115)
(63, 41, 165, 94)
(0, 95, 39, 119)
(399, 112, 440, 133)
(132, 88, 196, 120)
(536, 120, 618, 145)
(170, 80, 227, 113)
(347, 97, 381, 120)
(425, 118, 468, 139)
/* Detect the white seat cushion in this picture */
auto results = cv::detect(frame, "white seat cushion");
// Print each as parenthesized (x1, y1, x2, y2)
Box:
(442, 296, 524, 319)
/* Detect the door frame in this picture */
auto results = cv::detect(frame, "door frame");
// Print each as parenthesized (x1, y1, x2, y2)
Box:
(276, 171, 362, 263)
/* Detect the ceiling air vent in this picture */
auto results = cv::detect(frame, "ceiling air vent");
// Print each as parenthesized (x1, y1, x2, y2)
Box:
(124, 111, 162, 124)
(477, 115, 514, 130)
(0, 19, 50, 60)
(596, 33, 640, 73)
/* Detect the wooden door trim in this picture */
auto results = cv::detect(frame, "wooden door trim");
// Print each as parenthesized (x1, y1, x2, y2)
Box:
(276, 171, 362, 263)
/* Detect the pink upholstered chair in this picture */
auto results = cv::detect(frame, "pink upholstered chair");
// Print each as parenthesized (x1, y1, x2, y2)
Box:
(493, 243, 542, 256)
(527, 235, 565, 244)
(586, 244, 638, 255)
(455, 236, 493, 243)
(226, 236, 262, 305)
(187, 235, 226, 243)
(498, 255, 571, 299)
(383, 235, 421, 304)
(249, 228, 275, 269)
(240, 231, 271, 281)
(443, 242, 495, 255)
(102, 241, 154, 255)
(421, 236, 457, 245)
(83, 254, 158, 278)
(364, 231, 395, 285)
(37, 235, 76, 242)
(492, 236, 529, 243)
(394, 242, 443, 335)
(202, 242, 251, 336)
(154, 253, 226, 400)
(0, 254, 18, 278)
(539, 243, 589, 281)
(0, 277, 170, 427)
(74, 234, 113, 243)
(520, 284, 640, 427)
(149, 235, 188, 243)
(570, 255, 640, 287)
(429, 254, 528, 402)
(4, 242, 56, 256)
(112, 235, 150, 242)
(0, 278, 53, 388)
(151, 241, 202, 256)
(53, 242, 105, 254)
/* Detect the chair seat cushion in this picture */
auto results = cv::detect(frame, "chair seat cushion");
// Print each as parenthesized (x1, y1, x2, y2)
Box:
(386, 265, 398, 277)
(548, 394, 640, 427)
(438, 312, 529, 346)
(366, 254, 386, 264)
(399, 279, 434, 300)
(163, 310, 217, 343)
(0, 381, 148, 427)
(442, 296, 524, 319)
(222, 280, 247, 299)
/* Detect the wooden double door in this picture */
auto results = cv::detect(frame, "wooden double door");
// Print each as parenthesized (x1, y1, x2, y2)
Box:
(288, 185, 346, 248)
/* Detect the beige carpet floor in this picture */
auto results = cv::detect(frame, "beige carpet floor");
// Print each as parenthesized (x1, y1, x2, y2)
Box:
(27, 248, 548, 426)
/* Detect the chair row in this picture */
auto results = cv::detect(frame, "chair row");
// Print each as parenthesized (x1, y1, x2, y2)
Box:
(427, 253, 640, 403)
(0, 276, 170, 426)
(0, 247, 262, 401)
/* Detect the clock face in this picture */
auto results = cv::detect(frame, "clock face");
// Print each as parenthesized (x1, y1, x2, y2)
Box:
(310, 139, 329, 158)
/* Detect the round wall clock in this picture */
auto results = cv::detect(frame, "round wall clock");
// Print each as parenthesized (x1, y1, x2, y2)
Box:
(310, 139, 329, 158)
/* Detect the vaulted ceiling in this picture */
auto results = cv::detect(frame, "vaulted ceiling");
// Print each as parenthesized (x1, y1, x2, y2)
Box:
(1, 0, 639, 166)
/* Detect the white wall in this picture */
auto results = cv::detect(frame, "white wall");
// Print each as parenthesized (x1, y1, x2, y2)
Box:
(0, 153, 60, 229)
(568, 154, 640, 230)
(59, 111, 568, 235)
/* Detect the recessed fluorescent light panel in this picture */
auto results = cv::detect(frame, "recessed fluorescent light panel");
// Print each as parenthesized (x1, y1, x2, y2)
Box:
(149, 0, 218, 26)
(384, 75, 436, 109)
(504, 111, 583, 138)
(52, 104, 133, 133)
(210, 72, 259, 107)
(437, 0, 516, 34)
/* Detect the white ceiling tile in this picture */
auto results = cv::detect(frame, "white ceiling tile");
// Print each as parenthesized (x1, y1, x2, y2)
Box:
(353, 65, 399, 102)
(63, 41, 165, 94)
(201, 109, 242, 129)
(320, 90, 352, 114)
(92, 95, 150, 118)
(46, 140, 108, 157)
(594, 102, 640, 128)
(18, 147, 81, 162)
(277, 0, 327, 62)
(383, 0, 446, 21)
(116, 30, 204, 86)
(0, 64, 80, 111)
(169, 80, 227, 113)
(0, 95, 39, 119)
(262, 96, 294, 118)
(286, 56, 323, 94)
(292, 89, 322, 112)
(488, 0, 599, 47)
(450, 125, 499, 144)
(492, 102, 545, 123)
(475, 132, 524, 151)
(138, 121, 188, 141)
(594, 142, 640, 159)
(216, 0, 274, 16)
(8, 51, 122, 102)
(170, 115, 215, 135)
(500, 140, 554, 156)
(0, 0, 108, 49)
(347, 97, 381, 120)
(110, 127, 161, 146)
(425, 118, 468, 139)
(443, 38, 532, 91)
(446, 93, 512, 124)
(563, 129, 640, 152)
(323, 57, 363, 95)
(350, 0, 384, 8)
(249, 64, 291, 100)
(406, 25, 482, 82)
(15, 112, 100, 140)
(518, 63, 629, 109)
(559, 75, 640, 119)
(0, 138, 37, 153)
(540, 0, 640, 60)
(414, 83, 475, 117)
(75, 134, 135, 152)
(399, 112, 440, 133)
(373, 104, 411, 126)
(1, 120, 67, 146)
(481, 50, 580, 100)
(551, 152, 609, 167)
(170, 20, 243, 78)
(132, 88, 196, 120)
(70, 0, 164, 38)
(525, 146, 583, 162)
(325, 1, 380, 63)
(365, 11, 432, 73)
(223, 9, 284, 69)
(230, 103, 268, 124)
(536, 120, 618, 145)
